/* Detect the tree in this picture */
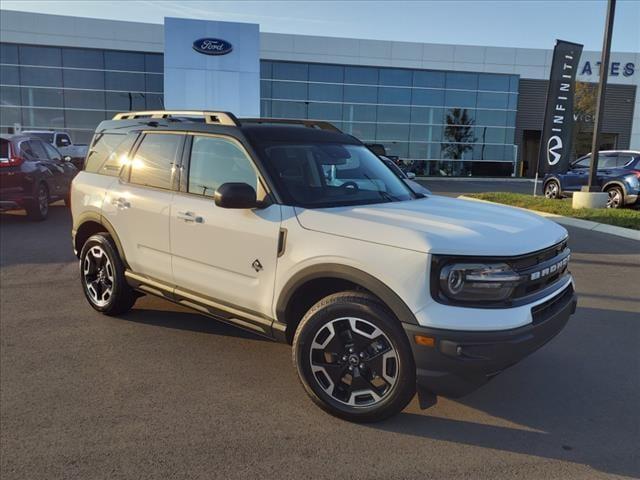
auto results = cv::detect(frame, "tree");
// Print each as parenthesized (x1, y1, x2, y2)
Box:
(441, 108, 477, 160)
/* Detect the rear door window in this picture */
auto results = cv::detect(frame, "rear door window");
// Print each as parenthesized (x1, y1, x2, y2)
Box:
(85, 133, 137, 175)
(599, 155, 618, 169)
(129, 133, 183, 190)
(43, 143, 61, 161)
(616, 155, 634, 168)
(27, 140, 48, 160)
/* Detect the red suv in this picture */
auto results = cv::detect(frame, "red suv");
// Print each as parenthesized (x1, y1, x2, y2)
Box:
(0, 134, 78, 221)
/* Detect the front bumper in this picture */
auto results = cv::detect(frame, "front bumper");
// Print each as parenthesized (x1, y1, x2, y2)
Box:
(404, 283, 577, 398)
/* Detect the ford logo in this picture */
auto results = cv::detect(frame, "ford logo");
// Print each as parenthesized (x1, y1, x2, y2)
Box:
(192, 38, 233, 56)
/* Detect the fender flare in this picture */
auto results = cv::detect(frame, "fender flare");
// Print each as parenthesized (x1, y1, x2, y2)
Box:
(276, 263, 418, 325)
(601, 180, 627, 196)
(73, 212, 128, 266)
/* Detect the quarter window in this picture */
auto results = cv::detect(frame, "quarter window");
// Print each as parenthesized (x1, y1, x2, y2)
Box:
(187, 136, 257, 197)
(129, 133, 182, 189)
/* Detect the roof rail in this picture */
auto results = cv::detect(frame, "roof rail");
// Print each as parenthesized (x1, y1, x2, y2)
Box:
(112, 110, 239, 126)
(240, 118, 342, 132)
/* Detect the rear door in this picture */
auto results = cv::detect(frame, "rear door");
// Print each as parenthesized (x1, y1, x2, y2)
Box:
(102, 132, 184, 283)
(563, 155, 590, 191)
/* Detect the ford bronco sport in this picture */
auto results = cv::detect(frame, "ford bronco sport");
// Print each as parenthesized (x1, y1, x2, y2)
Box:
(71, 111, 577, 422)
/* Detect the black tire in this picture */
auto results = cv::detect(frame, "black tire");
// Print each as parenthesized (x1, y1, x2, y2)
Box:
(544, 179, 561, 199)
(293, 291, 416, 423)
(605, 186, 624, 209)
(26, 183, 49, 221)
(79, 233, 136, 315)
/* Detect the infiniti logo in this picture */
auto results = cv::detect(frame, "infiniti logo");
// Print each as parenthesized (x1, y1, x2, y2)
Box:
(547, 135, 563, 166)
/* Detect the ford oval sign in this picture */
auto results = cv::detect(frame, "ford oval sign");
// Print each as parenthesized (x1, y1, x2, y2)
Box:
(192, 38, 233, 56)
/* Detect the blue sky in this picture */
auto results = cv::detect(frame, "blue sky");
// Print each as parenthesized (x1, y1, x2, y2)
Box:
(3, 1, 639, 52)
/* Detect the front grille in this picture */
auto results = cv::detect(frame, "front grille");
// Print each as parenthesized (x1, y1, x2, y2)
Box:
(511, 241, 571, 300)
(531, 283, 574, 324)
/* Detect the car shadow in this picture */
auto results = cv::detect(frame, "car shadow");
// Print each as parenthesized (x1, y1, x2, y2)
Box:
(368, 305, 640, 478)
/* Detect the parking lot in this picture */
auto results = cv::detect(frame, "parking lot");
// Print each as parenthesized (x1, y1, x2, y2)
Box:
(1, 202, 639, 480)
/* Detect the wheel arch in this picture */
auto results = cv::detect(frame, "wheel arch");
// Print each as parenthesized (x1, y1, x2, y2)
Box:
(73, 213, 128, 266)
(276, 263, 418, 343)
(602, 180, 627, 195)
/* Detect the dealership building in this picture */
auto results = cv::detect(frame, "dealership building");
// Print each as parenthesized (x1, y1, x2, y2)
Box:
(1, 10, 638, 177)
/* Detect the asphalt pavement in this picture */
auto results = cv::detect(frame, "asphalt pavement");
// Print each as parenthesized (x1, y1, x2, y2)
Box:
(1, 204, 639, 479)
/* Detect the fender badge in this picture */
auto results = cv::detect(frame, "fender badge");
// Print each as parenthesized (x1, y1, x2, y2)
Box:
(252, 259, 263, 272)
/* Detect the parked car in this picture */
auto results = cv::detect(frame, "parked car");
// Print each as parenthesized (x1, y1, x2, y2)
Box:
(71, 111, 576, 422)
(380, 156, 431, 196)
(543, 150, 640, 208)
(23, 130, 88, 170)
(1, 134, 78, 220)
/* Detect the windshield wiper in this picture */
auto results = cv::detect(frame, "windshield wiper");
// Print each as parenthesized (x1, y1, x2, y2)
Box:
(362, 174, 394, 202)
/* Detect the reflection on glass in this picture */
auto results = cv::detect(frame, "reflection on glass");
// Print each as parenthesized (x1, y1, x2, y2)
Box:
(441, 109, 477, 160)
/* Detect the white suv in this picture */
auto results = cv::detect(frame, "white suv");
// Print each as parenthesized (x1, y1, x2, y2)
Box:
(71, 111, 577, 422)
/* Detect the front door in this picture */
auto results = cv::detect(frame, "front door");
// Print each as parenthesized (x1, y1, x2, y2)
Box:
(170, 134, 281, 322)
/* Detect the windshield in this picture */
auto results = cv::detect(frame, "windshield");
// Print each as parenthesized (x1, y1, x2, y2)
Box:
(30, 132, 54, 144)
(258, 143, 415, 208)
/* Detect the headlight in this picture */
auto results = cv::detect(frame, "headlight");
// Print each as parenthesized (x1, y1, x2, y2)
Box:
(439, 263, 522, 302)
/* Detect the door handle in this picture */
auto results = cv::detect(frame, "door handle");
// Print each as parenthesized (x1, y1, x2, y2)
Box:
(111, 197, 130, 209)
(177, 211, 203, 223)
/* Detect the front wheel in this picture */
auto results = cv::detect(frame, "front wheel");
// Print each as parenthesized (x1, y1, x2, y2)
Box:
(293, 291, 416, 423)
(544, 180, 561, 199)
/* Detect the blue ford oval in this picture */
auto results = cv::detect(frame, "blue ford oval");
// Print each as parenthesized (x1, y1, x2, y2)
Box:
(192, 38, 233, 56)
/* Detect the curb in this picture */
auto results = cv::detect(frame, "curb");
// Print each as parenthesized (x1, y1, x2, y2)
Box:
(458, 195, 640, 242)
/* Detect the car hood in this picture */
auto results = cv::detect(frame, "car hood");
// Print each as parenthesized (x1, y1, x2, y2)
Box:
(294, 195, 568, 256)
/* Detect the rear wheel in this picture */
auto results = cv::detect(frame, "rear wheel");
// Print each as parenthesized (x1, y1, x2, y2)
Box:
(293, 291, 416, 423)
(544, 180, 561, 199)
(79, 233, 136, 315)
(26, 183, 49, 221)
(606, 186, 624, 209)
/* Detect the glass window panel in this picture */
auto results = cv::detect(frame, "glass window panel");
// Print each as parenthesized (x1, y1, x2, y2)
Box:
(106, 91, 146, 111)
(445, 72, 478, 90)
(188, 136, 257, 197)
(62, 48, 104, 69)
(478, 74, 510, 92)
(64, 89, 105, 109)
(20, 87, 64, 108)
(377, 105, 410, 123)
(21, 108, 64, 127)
(379, 141, 408, 158)
(410, 106, 444, 124)
(509, 75, 520, 92)
(308, 83, 342, 102)
(505, 127, 515, 144)
(308, 102, 342, 121)
(508, 93, 518, 110)
(342, 122, 376, 141)
(474, 144, 505, 161)
(309, 64, 343, 83)
(104, 51, 145, 71)
(344, 85, 377, 103)
(271, 100, 307, 118)
(271, 80, 307, 100)
(130, 133, 182, 189)
(411, 89, 444, 106)
(378, 87, 411, 105)
(444, 90, 476, 108)
(476, 109, 507, 127)
(63, 68, 105, 89)
(476, 92, 508, 109)
(342, 104, 376, 122)
(145, 74, 163, 93)
(409, 143, 441, 160)
(65, 109, 107, 129)
(261, 79, 272, 98)
(379, 68, 412, 86)
(20, 66, 62, 87)
(0, 86, 20, 106)
(443, 108, 476, 126)
(413, 70, 445, 88)
(145, 93, 164, 110)
(85, 133, 135, 175)
(66, 130, 94, 145)
(503, 145, 515, 161)
(344, 66, 378, 85)
(376, 123, 409, 142)
(145, 54, 163, 73)
(272, 62, 307, 81)
(260, 60, 272, 79)
(476, 126, 506, 144)
(19, 45, 61, 67)
(0, 107, 21, 125)
(409, 125, 442, 142)
(260, 99, 272, 117)
(0, 65, 19, 85)
(0, 44, 19, 64)
(507, 110, 516, 126)
(105, 71, 145, 91)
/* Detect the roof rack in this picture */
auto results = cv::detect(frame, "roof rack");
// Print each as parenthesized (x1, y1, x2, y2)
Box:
(112, 111, 239, 126)
(240, 118, 342, 132)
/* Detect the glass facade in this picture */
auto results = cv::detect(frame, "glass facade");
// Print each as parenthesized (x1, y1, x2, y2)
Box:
(261, 60, 519, 176)
(0, 43, 164, 143)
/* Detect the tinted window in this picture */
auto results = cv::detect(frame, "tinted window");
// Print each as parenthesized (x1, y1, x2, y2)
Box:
(0, 44, 19, 64)
(19, 67, 62, 87)
(84, 133, 136, 175)
(573, 156, 591, 168)
(43, 143, 61, 161)
(28, 140, 48, 159)
(309, 64, 343, 83)
(599, 155, 618, 169)
(344, 67, 378, 85)
(20, 87, 64, 108)
(617, 155, 634, 167)
(129, 133, 182, 189)
(19, 45, 61, 67)
(104, 51, 145, 71)
(62, 48, 104, 69)
(63, 69, 105, 89)
(188, 136, 257, 197)
(413, 71, 445, 88)
(0, 139, 9, 159)
(272, 62, 307, 81)
(379, 69, 412, 86)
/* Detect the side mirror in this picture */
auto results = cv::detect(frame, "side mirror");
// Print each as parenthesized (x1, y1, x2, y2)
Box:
(214, 182, 259, 209)
(406, 171, 416, 179)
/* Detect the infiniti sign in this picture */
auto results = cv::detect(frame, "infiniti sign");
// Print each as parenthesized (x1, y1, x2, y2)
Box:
(547, 136, 563, 165)
(192, 38, 233, 56)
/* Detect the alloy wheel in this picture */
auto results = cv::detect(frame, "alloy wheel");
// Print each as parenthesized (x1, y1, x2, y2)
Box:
(38, 185, 49, 216)
(545, 182, 559, 199)
(82, 246, 114, 307)
(607, 189, 622, 208)
(309, 317, 399, 407)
